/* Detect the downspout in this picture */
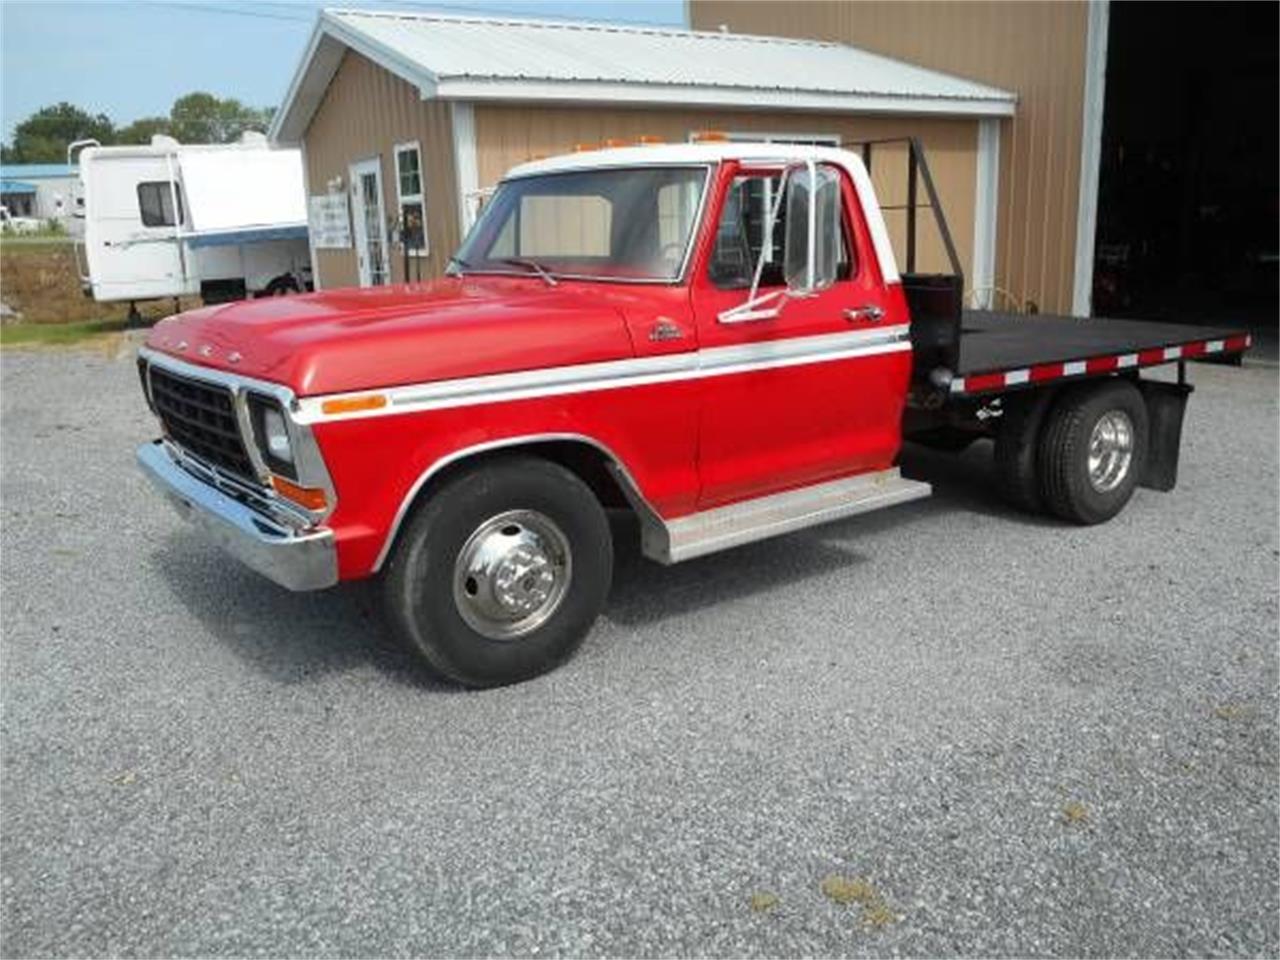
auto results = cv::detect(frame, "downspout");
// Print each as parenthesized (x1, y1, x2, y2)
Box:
(1071, 0, 1111, 316)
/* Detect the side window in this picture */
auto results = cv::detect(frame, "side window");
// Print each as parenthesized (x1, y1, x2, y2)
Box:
(708, 169, 853, 289)
(137, 181, 183, 227)
(394, 142, 427, 257)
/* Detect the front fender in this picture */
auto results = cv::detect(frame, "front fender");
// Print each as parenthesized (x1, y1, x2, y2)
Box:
(310, 382, 699, 579)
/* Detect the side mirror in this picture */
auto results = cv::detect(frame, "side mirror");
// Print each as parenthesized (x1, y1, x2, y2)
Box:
(783, 164, 841, 295)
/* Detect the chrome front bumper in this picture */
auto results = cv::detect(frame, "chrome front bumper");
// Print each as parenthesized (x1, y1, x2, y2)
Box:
(137, 441, 338, 591)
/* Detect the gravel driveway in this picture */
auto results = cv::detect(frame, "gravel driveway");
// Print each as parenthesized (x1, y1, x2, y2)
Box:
(2, 339, 1276, 957)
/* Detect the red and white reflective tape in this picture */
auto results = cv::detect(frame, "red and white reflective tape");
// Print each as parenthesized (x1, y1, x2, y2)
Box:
(948, 333, 1253, 396)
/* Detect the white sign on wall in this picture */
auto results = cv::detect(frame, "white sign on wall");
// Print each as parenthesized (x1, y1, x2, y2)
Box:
(308, 193, 351, 249)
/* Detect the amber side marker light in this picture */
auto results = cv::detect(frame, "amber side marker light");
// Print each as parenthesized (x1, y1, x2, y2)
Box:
(571, 142, 598, 153)
(602, 137, 629, 148)
(691, 130, 730, 142)
(271, 475, 328, 512)
(320, 394, 387, 415)
(635, 135, 664, 145)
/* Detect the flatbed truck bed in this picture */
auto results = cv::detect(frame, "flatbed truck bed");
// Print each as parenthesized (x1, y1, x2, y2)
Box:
(946, 311, 1252, 397)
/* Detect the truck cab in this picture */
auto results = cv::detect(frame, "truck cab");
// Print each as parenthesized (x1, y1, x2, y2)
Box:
(135, 141, 1250, 686)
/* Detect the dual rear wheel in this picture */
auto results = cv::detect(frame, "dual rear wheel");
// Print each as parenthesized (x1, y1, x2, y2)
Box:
(996, 379, 1149, 524)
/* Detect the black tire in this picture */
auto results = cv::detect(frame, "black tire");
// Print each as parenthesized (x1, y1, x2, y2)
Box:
(994, 391, 1054, 514)
(1037, 380, 1148, 524)
(258, 276, 299, 298)
(382, 456, 613, 687)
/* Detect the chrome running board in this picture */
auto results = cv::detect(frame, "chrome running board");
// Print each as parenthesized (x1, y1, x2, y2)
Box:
(641, 468, 931, 564)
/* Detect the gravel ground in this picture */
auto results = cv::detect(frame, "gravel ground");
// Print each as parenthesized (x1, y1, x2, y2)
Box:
(1, 339, 1276, 958)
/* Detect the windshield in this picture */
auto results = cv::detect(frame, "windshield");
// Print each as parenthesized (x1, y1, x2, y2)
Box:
(454, 166, 707, 282)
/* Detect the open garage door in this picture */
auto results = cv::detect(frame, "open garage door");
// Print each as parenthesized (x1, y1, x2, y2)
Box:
(1093, 2, 1278, 356)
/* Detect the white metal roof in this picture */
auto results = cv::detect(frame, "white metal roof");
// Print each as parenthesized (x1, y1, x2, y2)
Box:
(271, 9, 1016, 142)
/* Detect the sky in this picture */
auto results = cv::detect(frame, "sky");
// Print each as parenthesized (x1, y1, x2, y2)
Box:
(0, 0, 686, 141)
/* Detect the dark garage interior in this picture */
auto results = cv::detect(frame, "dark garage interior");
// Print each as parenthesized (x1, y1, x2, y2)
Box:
(1093, 1, 1278, 347)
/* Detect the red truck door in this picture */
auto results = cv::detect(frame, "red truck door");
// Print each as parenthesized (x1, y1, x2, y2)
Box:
(690, 162, 912, 510)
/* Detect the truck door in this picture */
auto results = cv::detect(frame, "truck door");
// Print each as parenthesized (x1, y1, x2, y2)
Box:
(689, 162, 911, 510)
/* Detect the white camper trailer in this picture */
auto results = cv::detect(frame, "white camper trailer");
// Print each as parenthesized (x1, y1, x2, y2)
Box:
(69, 133, 312, 318)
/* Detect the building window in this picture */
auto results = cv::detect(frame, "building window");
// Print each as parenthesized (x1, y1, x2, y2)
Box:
(394, 142, 427, 257)
(137, 181, 183, 227)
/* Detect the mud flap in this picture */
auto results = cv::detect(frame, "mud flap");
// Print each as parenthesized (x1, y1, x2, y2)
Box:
(1138, 380, 1193, 492)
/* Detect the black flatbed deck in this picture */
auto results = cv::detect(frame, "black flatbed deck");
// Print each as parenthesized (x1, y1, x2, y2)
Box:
(955, 311, 1248, 375)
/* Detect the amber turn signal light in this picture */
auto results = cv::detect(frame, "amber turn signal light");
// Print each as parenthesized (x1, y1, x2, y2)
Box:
(320, 393, 387, 415)
(271, 475, 328, 512)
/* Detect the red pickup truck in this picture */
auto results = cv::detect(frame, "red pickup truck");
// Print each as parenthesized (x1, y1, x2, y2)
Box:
(136, 141, 1251, 686)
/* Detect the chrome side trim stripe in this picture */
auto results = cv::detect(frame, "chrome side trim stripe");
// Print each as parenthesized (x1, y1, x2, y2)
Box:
(295, 324, 911, 424)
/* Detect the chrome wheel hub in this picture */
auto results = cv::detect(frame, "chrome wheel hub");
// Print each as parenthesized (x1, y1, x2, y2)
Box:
(1088, 409, 1135, 493)
(453, 510, 572, 641)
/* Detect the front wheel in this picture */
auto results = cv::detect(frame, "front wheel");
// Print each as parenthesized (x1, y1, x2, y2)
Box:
(382, 456, 613, 687)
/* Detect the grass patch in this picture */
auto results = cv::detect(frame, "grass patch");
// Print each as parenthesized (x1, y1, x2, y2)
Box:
(1062, 801, 1089, 824)
(0, 318, 136, 347)
(0, 234, 72, 251)
(0, 241, 197, 324)
(819, 874, 900, 928)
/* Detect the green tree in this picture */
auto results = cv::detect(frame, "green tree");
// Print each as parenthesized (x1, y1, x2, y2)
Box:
(168, 92, 273, 144)
(116, 116, 172, 145)
(1, 101, 115, 163)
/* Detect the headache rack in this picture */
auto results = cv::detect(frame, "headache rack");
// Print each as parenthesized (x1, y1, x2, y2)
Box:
(850, 136, 966, 381)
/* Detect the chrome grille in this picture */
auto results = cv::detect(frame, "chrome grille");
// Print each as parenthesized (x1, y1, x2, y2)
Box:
(147, 364, 256, 481)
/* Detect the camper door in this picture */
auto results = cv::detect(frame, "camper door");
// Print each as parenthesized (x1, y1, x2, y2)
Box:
(85, 154, 193, 301)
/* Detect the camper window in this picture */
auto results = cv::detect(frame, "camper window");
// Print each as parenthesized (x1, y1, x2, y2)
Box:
(394, 142, 427, 257)
(137, 181, 183, 228)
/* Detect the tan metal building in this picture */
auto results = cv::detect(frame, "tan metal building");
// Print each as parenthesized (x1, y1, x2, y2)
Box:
(690, 1, 1108, 315)
(270, 10, 1017, 298)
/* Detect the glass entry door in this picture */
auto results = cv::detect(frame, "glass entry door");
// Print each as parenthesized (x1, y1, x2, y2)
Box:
(349, 157, 389, 286)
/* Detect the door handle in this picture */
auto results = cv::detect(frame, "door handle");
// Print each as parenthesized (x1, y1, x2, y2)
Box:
(844, 305, 884, 323)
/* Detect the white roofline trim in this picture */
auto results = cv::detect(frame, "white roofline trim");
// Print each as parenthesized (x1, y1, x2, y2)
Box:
(272, 12, 441, 143)
(429, 79, 1016, 117)
(269, 19, 326, 142)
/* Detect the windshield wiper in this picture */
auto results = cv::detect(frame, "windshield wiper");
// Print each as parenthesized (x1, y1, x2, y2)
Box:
(499, 257, 558, 287)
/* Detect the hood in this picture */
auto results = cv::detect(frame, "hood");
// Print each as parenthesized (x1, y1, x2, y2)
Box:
(142, 276, 639, 396)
